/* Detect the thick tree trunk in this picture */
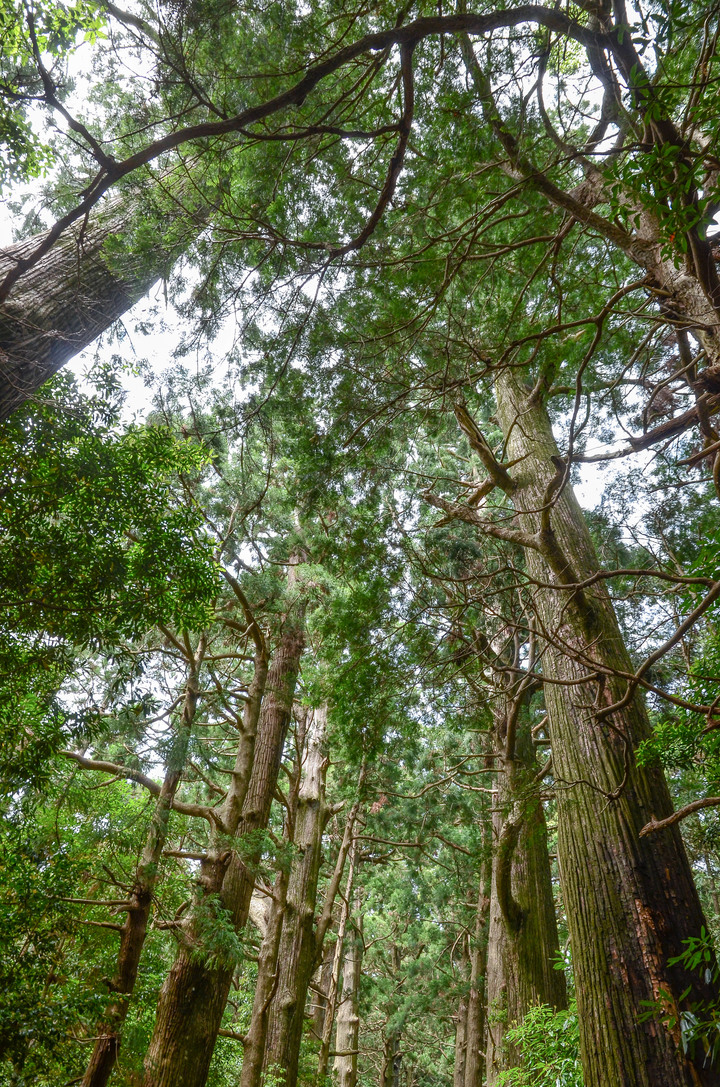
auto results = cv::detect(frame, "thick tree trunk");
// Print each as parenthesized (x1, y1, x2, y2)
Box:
(81, 638, 205, 1087)
(333, 912, 363, 1087)
(493, 366, 720, 1087)
(0, 182, 205, 420)
(141, 580, 304, 1087)
(484, 700, 566, 1086)
(260, 705, 330, 1087)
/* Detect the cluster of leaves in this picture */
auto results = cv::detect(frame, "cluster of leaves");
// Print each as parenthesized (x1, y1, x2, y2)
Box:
(498, 1004, 583, 1087)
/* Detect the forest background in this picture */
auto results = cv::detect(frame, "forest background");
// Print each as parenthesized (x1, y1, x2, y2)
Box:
(3, 2, 720, 1086)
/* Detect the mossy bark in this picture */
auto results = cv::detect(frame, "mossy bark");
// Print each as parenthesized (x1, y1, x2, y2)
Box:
(484, 706, 566, 1085)
(494, 367, 720, 1087)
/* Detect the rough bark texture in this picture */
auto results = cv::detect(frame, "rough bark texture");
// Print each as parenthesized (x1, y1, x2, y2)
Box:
(333, 914, 363, 1087)
(81, 641, 204, 1087)
(141, 580, 304, 1087)
(494, 366, 720, 1087)
(0, 183, 205, 420)
(484, 704, 566, 1086)
(261, 705, 329, 1087)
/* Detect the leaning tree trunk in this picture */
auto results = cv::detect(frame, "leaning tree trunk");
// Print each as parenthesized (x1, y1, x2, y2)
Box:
(81, 639, 206, 1087)
(141, 578, 304, 1087)
(334, 910, 363, 1087)
(0, 177, 206, 420)
(493, 366, 720, 1087)
(484, 693, 566, 1086)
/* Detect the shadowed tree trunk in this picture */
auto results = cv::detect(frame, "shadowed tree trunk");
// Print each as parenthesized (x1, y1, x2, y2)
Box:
(492, 366, 720, 1087)
(484, 684, 566, 1086)
(81, 637, 207, 1087)
(141, 566, 304, 1087)
(463, 860, 490, 1087)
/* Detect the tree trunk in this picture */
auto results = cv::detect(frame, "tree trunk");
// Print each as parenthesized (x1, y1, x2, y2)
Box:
(493, 365, 720, 1087)
(484, 697, 566, 1086)
(463, 867, 490, 1087)
(239, 866, 291, 1087)
(316, 841, 357, 1086)
(260, 705, 330, 1087)
(310, 939, 336, 1044)
(81, 637, 205, 1087)
(141, 578, 304, 1087)
(0, 180, 205, 420)
(452, 939, 468, 1087)
(333, 912, 363, 1087)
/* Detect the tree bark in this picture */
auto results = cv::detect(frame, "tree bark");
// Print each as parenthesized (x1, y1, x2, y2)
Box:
(484, 695, 566, 1086)
(463, 866, 490, 1087)
(493, 365, 720, 1087)
(316, 841, 357, 1086)
(141, 571, 304, 1087)
(310, 939, 336, 1044)
(0, 180, 206, 420)
(452, 938, 468, 1087)
(333, 911, 363, 1087)
(80, 636, 206, 1087)
(239, 866, 291, 1087)
(260, 705, 330, 1087)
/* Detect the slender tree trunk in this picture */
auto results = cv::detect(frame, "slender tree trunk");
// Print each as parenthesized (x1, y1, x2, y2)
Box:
(310, 939, 336, 1043)
(380, 946, 402, 1087)
(262, 706, 329, 1086)
(463, 865, 490, 1087)
(0, 180, 205, 420)
(380, 1033, 401, 1087)
(262, 718, 363, 1087)
(452, 938, 468, 1087)
(333, 910, 363, 1087)
(493, 366, 720, 1087)
(141, 573, 304, 1087)
(81, 636, 206, 1087)
(239, 865, 291, 1087)
(484, 697, 566, 1086)
(317, 841, 357, 1086)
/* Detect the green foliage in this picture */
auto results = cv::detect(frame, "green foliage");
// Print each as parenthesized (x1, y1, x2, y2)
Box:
(498, 1004, 583, 1087)
(0, 0, 107, 185)
(640, 928, 720, 1070)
